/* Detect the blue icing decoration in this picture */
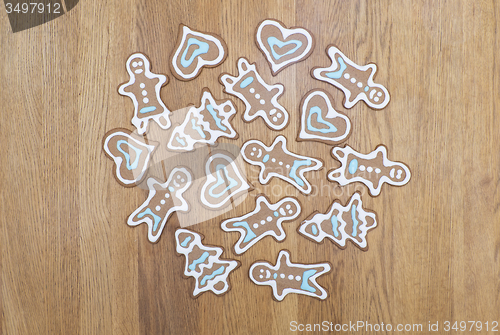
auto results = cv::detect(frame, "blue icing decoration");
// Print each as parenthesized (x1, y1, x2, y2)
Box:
(180, 236, 191, 247)
(273, 273, 277, 279)
(180, 38, 209, 68)
(191, 119, 206, 138)
(364, 86, 369, 92)
(300, 269, 317, 293)
(267, 36, 302, 60)
(325, 57, 347, 79)
(331, 215, 339, 238)
(188, 251, 210, 271)
(273, 211, 279, 217)
(348, 159, 358, 174)
(117, 140, 143, 171)
(137, 208, 162, 232)
(200, 266, 225, 286)
(168, 186, 175, 192)
(239, 76, 254, 88)
(289, 159, 311, 187)
(206, 104, 227, 131)
(311, 224, 318, 235)
(351, 204, 358, 237)
(175, 136, 186, 146)
(307, 106, 338, 133)
(139, 106, 156, 114)
(262, 154, 270, 163)
(208, 164, 238, 199)
(233, 221, 257, 243)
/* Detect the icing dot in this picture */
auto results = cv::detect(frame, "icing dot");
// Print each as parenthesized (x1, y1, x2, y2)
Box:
(367, 167, 373, 172)
(280, 274, 285, 278)
(397, 170, 403, 179)
(359, 165, 366, 171)
(260, 269, 264, 273)
(252, 147, 257, 151)
(273, 117, 278, 122)
(181, 178, 185, 182)
(286, 204, 291, 210)
(271, 158, 276, 162)
(259, 275, 263, 279)
(250, 88, 255, 93)
(288, 210, 293, 214)
(143, 98, 149, 104)
(375, 168, 381, 173)
(377, 91, 383, 97)
(374, 97, 380, 102)
(267, 216, 272, 222)
(350, 77, 356, 83)
(295, 276, 301, 281)
(140, 83, 145, 88)
(132, 62, 138, 67)
(142, 90, 147, 96)
(253, 223, 259, 229)
(165, 193, 170, 198)
(255, 93, 260, 99)
(260, 99, 265, 104)
(286, 164, 290, 168)
(160, 200, 165, 205)
(288, 275, 294, 280)
(155, 206, 161, 211)
(276, 113, 282, 118)
(138, 61, 143, 66)
(357, 82, 363, 88)
(250, 152, 254, 156)
(344, 73, 350, 79)
(177, 175, 181, 179)
(279, 161, 283, 165)
(260, 220, 265, 225)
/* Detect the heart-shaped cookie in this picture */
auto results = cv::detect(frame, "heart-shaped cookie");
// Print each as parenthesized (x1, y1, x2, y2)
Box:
(297, 89, 351, 145)
(171, 24, 227, 81)
(255, 19, 315, 75)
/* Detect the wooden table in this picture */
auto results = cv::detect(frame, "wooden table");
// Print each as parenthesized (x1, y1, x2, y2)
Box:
(1, 1, 499, 334)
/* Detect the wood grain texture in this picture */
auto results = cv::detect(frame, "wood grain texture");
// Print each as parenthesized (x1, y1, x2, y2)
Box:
(1, 0, 500, 334)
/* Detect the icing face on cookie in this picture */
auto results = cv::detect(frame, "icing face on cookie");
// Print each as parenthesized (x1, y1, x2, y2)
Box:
(118, 52, 171, 135)
(251, 264, 271, 283)
(219, 58, 289, 130)
(312, 46, 390, 109)
(327, 145, 411, 196)
(255, 19, 315, 75)
(171, 25, 227, 81)
(221, 196, 301, 254)
(241, 136, 323, 194)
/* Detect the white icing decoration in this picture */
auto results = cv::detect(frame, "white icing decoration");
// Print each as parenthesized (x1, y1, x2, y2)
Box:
(255, 19, 314, 75)
(249, 250, 331, 301)
(241, 136, 322, 194)
(327, 145, 411, 196)
(118, 53, 171, 135)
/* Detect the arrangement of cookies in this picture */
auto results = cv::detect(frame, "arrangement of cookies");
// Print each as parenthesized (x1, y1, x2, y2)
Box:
(103, 19, 411, 301)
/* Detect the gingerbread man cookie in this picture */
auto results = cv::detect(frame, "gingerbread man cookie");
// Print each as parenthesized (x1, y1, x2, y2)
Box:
(128, 167, 192, 243)
(297, 89, 351, 144)
(312, 46, 390, 109)
(171, 24, 227, 81)
(167, 88, 238, 151)
(102, 128, 157, 187)
(221, 195, 301, 254)
(200, 152, 253, 210)
(298, 192, 377, 250)
(241, 135, 323, 194)
(219, 58, 289, 130)
(328, 145, 411, 196)
(249, 250, 331, 301)
(118, 53, 171, 134)
(256, 19, 315, 75)
(175, 229, 240, 297)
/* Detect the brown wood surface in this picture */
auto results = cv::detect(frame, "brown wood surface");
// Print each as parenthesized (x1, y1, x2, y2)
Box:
(1, 0, 500, 334)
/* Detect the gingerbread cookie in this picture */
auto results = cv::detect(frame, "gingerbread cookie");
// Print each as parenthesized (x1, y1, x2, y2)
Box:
(255, 19, 315, 75)
(102, 128, 157, 187)
(118, 53, 171, 134)
(312, 46, 390, 109)
(249, 250, 331, 301)
(241, 135, 323, 194)
(200, 152, 253, 210)
(175, 229, 240, 297)
(167, 88, 238, 151)
(297, 89, 351, 144)
(171, 24, 227, 81)
(128, 167, 192, 243)
(298, 192, 377, 250)
(328, 145, 411, 196)
(221, 195, 301, 254)
(219, 58, 289, 130)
